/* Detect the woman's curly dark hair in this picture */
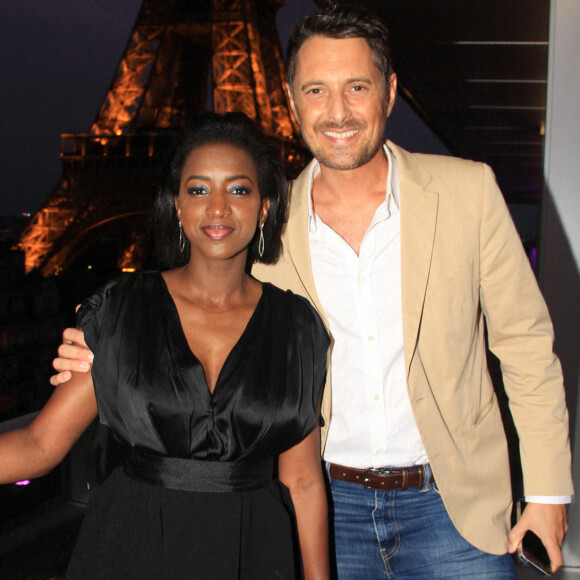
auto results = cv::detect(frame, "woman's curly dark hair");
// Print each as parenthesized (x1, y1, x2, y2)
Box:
(154, 112, 288, 270)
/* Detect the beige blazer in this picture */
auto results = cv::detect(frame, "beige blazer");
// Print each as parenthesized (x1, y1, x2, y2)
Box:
(253, 141, 573, 554)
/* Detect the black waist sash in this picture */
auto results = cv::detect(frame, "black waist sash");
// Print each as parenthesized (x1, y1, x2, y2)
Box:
(124, 448, 274, 493)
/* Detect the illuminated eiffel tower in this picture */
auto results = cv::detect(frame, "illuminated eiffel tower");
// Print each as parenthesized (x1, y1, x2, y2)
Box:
(17, 0, 303, 276)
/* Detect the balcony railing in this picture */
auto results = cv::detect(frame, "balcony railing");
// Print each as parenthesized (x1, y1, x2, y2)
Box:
(60, 132, 180, 160)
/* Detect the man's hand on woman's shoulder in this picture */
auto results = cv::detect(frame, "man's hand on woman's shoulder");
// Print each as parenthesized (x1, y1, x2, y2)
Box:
(50, 328, 92, 386)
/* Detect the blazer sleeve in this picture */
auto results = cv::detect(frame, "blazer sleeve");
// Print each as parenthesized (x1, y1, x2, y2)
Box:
(479, 164, 572, 497)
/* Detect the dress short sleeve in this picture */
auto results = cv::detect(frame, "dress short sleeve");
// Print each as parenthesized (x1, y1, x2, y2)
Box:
(237, 286, 330, 457)
(74, 274, 168, 450)
(76, 283, 108, 353)
(287, 292, 330, 415)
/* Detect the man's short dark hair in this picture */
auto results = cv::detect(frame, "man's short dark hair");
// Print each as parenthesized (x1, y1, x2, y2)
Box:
(286, 4, 394, 93)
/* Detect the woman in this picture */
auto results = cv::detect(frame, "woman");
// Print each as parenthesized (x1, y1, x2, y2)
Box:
(0, 113, 330, 579)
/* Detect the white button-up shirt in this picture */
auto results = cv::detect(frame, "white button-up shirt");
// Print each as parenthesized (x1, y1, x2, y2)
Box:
(308, 145, 428, 468)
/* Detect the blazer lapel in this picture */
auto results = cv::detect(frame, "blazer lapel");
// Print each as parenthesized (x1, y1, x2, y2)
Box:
(284, 161, 327, 321)
(389, 142, 439, 376)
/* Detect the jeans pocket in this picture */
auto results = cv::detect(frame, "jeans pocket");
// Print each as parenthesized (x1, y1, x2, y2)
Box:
(427, 479, 441, 496)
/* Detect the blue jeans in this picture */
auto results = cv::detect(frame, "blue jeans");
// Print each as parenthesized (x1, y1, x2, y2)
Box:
(329, 464, 517, 579)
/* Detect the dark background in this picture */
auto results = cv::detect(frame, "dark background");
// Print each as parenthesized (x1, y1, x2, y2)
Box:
(0, 0, 449, 219)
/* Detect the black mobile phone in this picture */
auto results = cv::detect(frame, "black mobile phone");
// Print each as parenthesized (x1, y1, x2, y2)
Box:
(516, 530, 552, 576)
(514, 500, 552, 576)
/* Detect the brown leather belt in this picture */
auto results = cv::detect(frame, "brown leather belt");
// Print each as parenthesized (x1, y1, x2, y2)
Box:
(329, 463, 433, 490)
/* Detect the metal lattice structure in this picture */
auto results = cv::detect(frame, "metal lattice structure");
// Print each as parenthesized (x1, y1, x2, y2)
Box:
(17, 0, 303, 276)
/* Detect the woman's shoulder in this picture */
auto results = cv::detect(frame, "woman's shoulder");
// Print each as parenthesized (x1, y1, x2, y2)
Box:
(80, 271, 163, 312)
(77, 272, 165, 344)
(95, 270, 161, 294)
(263, 283, 326, 331)
(263, 282, 309, 308)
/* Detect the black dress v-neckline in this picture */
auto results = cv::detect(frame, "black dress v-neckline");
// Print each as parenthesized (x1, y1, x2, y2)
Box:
(77, 270, 329, 460)
(158, 273, 267, 397)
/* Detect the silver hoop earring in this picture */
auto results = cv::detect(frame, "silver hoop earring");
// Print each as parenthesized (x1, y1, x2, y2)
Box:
(178, 221, 185, 254)
(258, 223, 265, 258)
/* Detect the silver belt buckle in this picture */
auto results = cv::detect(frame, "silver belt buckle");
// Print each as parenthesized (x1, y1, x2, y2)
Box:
(364, 467, 390, 488)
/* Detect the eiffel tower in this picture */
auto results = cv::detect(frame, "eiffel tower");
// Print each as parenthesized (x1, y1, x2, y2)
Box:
(17, 0, 304, 276)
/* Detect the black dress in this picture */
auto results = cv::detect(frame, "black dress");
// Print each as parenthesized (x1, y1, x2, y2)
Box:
(65, 272, 329, 580)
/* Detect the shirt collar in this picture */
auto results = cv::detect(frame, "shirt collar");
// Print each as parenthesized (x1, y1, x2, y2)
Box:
(307, 144, 400, 233)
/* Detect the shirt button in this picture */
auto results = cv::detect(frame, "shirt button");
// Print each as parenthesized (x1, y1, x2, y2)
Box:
(368, 335, 374, 341)
(373, 394, 379, 401)
(358, 276, 366, 283)
(376, 449, 385, 455)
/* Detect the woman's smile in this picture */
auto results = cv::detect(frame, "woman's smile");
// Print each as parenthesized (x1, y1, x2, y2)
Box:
(201, 224, 234, 240)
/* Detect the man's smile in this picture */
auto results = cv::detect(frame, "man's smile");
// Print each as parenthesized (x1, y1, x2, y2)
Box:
(322, 129, 360, 139)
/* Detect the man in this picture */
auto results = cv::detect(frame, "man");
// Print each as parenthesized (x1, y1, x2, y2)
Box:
(52, 6, 572, 578)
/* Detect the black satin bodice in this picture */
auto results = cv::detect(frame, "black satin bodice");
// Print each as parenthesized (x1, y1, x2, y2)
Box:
(76, 272, 329, 462)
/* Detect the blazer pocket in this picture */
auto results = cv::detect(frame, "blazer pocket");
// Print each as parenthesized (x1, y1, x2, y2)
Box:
(472, 393, 499, 430)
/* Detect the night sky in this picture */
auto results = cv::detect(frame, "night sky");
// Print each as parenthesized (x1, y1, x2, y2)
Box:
(0, 0, 322, 217)
(0, 0, 445, 219)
